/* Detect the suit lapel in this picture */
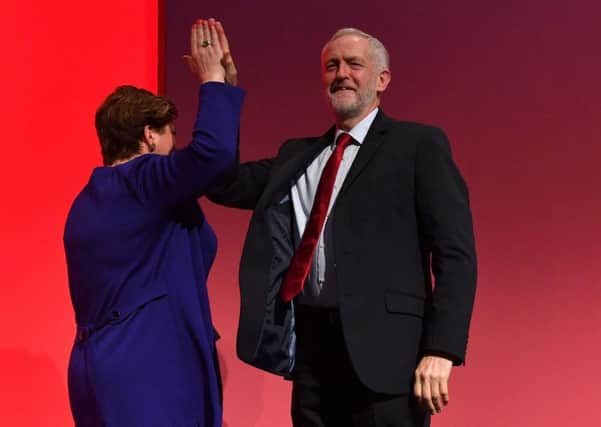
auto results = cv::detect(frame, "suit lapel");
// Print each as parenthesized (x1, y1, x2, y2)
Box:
(337, 110, 391, 200)
(265, 127, 335, 204)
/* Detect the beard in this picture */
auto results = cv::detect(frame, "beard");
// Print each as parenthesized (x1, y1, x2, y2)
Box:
(326, 83, 377, 120)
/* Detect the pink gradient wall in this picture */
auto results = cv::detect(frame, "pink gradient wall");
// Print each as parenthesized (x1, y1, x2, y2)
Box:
(164, 1, 601, 426)
(0, 2, 158, 425)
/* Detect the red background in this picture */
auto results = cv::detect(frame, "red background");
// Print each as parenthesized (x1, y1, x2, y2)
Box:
(0, 1, 158, 425)
(2, 1, 600, 426)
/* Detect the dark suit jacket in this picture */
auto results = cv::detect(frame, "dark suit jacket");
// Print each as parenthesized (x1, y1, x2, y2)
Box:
(209, 111, 477, 394)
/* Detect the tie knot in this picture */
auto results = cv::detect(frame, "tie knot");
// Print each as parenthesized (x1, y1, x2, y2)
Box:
(336, 133, 354, 150)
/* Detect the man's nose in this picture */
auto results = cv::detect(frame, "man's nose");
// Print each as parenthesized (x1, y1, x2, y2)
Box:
(335, 63, 351, 78)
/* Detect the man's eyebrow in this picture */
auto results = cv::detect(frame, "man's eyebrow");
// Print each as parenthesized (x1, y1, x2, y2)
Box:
(343, 56, 364, 63)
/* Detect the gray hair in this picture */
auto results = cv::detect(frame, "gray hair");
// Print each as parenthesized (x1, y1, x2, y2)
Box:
(324, 27, 390, 70)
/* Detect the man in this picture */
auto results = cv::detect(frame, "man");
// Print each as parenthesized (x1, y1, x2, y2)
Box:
(210, 27, 477, 427)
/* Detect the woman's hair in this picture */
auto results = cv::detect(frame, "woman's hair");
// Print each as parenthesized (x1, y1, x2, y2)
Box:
(95, 85, 178, 165)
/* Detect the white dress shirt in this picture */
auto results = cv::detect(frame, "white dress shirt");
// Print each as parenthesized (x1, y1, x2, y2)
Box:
(291, 107, 379, 305)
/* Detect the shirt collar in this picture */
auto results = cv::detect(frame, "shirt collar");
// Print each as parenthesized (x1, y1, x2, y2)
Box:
(333, 107, 379, 146)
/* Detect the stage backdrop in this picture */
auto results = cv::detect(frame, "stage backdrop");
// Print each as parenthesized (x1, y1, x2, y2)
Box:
(0, 1, 158, 426)
(1, 1, 600, 426)
(164, 1, 601, 426)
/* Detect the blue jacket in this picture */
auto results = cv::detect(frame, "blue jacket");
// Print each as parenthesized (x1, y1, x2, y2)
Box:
(64, 83, 244, 427)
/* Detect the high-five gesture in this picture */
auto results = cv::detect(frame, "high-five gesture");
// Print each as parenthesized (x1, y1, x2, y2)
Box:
(184, 19, 225, 83)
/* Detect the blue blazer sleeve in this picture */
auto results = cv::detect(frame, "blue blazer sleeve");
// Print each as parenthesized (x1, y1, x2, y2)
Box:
(122, 82, 245, 209)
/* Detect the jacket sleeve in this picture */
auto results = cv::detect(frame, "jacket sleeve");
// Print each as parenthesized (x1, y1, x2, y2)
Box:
(206, 156, 273, 210)
(206, 137, 304, 209)
(123, 82, 245, 209)
(415, 126, 477, 365)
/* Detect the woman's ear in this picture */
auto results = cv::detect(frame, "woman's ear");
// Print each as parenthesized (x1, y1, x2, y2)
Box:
(142, 125, 156, 152)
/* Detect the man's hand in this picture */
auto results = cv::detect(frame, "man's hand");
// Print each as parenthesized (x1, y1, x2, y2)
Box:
(214, 20, 238, 85)
(183, 19, 225, 83)
(414, 355, 453, 415)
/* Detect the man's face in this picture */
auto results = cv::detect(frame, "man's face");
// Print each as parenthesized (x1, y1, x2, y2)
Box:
(321, 35, 389, 123)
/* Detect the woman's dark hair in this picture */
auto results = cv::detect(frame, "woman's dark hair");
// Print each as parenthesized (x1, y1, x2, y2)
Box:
(95, 85, 178, 165)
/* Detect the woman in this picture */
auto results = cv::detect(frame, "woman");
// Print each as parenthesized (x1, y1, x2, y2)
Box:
(64, 19, 240, 426)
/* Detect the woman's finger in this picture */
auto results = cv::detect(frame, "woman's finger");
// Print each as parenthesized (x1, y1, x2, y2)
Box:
(200, 20, 209, 48)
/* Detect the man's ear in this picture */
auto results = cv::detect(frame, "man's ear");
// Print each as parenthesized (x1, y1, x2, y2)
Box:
(376, 68, 391, 94)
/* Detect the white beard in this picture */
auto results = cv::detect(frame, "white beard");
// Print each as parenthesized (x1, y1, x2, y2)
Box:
(327, 84, 377, 120)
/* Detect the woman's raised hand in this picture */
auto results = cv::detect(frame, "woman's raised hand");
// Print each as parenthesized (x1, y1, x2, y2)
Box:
(184, 19, 225, 83)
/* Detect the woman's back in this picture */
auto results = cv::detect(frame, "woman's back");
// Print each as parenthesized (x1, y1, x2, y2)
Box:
(65, 82, 244, 427)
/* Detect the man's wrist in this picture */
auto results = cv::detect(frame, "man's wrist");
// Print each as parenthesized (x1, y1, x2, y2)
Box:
(422, 350, 460, 365)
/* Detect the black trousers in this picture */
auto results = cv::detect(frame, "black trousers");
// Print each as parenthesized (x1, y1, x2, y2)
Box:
(291, 305, 430, 427)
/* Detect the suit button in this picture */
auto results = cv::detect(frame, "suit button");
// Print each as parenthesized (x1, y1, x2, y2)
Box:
(112, 309, 120, 320)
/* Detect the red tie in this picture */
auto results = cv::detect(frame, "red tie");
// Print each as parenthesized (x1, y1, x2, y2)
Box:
(280, 133, 354, 303)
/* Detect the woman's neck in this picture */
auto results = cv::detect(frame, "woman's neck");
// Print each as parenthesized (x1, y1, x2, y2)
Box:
(109, 153, 143, 167)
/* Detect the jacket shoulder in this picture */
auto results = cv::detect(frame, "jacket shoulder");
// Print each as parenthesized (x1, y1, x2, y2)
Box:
(378, 116, 451, 154)
(380, 116, 446, 138)
(276, 135, 325, 157)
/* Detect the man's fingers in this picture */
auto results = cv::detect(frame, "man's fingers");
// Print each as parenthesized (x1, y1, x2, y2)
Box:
(419, 375, 437, 414)
(208, 20, 222, 57)
(430, 378, 442, 414)
(414, 356, 453, 415)
(213, 20, 237, 85)
(413, 376, 422, 403)
(440, 377, 450, 406)
(215, 21, 230, 53)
